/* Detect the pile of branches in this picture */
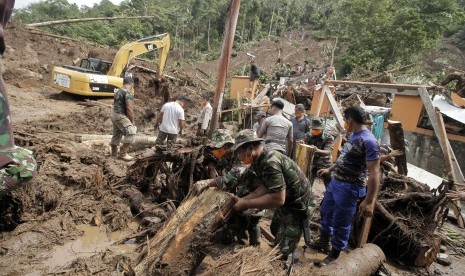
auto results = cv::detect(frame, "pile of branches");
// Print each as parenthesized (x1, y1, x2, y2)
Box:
(367, 173, 450, 266)
(125, 142, 205, 203)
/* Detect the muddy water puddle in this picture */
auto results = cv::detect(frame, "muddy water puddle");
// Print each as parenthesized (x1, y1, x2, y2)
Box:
(42, 221, 139, 273)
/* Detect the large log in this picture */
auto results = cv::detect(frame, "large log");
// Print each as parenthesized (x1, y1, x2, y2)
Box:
(134, 188, 236, 275)
(388, 120, 408, 175)
(314, 243, 385, 276)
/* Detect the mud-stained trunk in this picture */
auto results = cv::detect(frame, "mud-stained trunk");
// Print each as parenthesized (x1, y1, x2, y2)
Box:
(314, 243, 385, 276)
(135, 188, 236, 275)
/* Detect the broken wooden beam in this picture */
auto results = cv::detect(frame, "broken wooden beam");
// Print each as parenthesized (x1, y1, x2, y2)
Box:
(134, 188, 236, 275)
(388, 120, 408, 175)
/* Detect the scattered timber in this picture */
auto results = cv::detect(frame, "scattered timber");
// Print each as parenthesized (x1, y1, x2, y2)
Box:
(365, 173, 447, 266)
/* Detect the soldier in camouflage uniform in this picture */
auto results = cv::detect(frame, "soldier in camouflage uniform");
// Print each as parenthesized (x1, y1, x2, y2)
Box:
(0, 0, 37, 198)
(230, 130, 312, 258)
(305, 117, 335, 188)
(194, 129, 263, 246)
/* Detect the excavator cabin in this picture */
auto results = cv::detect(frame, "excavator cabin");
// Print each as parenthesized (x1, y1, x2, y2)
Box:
(51, 33, 170, 97)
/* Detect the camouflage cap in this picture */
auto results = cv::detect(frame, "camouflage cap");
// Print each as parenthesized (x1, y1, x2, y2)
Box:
(209, 129, 234, 149)
(232, 129, 264, 151)
(311, 117, 325, 130)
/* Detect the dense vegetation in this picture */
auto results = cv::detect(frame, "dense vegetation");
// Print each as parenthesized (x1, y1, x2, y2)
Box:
(13, 0, 465, 76)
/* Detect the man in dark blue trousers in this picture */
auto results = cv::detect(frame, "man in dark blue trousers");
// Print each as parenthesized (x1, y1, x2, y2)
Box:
(310, 106, 381, 266)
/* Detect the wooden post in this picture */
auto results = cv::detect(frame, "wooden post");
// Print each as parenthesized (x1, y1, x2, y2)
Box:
(357, 194, 378, 248)
(387, 120, 408, 175)
(418, 87, 464, 228)
(208, 0, 242, 137)
(295, 144, 316, 178)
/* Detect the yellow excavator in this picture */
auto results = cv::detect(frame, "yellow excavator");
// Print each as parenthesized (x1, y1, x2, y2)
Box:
(50, 33, 170, 97)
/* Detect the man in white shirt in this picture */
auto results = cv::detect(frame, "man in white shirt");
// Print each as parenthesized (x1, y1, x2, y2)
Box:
(196, 94, 213, 136)
(155, 96, 185, 145)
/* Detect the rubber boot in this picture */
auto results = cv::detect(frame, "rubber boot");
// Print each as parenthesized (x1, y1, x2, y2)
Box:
(248, 224, 261, 246)
(309, 231, 332, 253)
(119, 143, 134, 161)
(314, 249, 340, 267)
(111, 145, 118, 158)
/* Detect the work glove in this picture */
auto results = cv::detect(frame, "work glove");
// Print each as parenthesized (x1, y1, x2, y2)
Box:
(388, 149, 404, 158)
(191, 180, 212, 196)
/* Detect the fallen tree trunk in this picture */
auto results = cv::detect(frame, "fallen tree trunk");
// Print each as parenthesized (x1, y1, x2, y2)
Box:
(27, 16, 155, 27)
(134, 188, 236, 275)
(314, 243, 385, 276)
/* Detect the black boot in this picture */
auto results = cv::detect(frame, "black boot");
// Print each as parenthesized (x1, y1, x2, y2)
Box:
(308, 231, 332, 253)
(248, 225, 261, 246)
(315, 249, 340, 267)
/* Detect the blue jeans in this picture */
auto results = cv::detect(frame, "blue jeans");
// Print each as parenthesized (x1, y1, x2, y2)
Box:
(320, 178, 366, 251)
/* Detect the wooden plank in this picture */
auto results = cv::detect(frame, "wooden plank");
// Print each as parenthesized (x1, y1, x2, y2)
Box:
(357, 217, 374, 247)
(323, 85, 345, 131)
(417, 87, 464, 183)
(387, 121, 408, 175)
(309, 88, 326, 117)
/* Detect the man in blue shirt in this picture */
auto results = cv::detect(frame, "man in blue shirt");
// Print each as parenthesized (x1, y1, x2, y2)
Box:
(311, 106, 381, 266)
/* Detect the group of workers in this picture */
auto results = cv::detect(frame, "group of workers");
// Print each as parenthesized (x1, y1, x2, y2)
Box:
(107, 54, 465, 271)
(189, 97, 383, 267)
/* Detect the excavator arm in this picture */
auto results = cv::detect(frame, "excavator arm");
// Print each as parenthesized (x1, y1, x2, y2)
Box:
(107, 33, 170, 80)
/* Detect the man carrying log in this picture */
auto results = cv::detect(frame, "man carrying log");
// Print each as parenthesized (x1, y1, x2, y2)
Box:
(193, 130, 312, 258)
(0, 0, 37, 198)
(304, 117, 334, 188)
(110, 76, 136, 161)
(311, 106, 380, 267)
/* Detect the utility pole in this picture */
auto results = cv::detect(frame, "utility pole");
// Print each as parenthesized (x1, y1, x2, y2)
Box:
(208, 0, 241, 137)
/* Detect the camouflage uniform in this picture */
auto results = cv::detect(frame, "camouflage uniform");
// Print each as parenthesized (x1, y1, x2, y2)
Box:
(305, 118, 335, 187)
(230, 130, 313, 255)
(0, 146, 37, 197)
(209, 129, 263, 245)
(111, 87, 136, 146)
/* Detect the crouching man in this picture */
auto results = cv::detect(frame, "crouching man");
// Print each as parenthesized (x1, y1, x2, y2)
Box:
(194, 130, 312, 258)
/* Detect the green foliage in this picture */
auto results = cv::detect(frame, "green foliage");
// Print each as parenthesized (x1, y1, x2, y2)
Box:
(12, 0, 465, 75)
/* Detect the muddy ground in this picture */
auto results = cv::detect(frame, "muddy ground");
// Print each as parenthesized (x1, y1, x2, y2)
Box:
(1, 21, 465, 276)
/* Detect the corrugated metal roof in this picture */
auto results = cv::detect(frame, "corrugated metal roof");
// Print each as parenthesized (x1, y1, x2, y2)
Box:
(432, 96, 465, 125)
